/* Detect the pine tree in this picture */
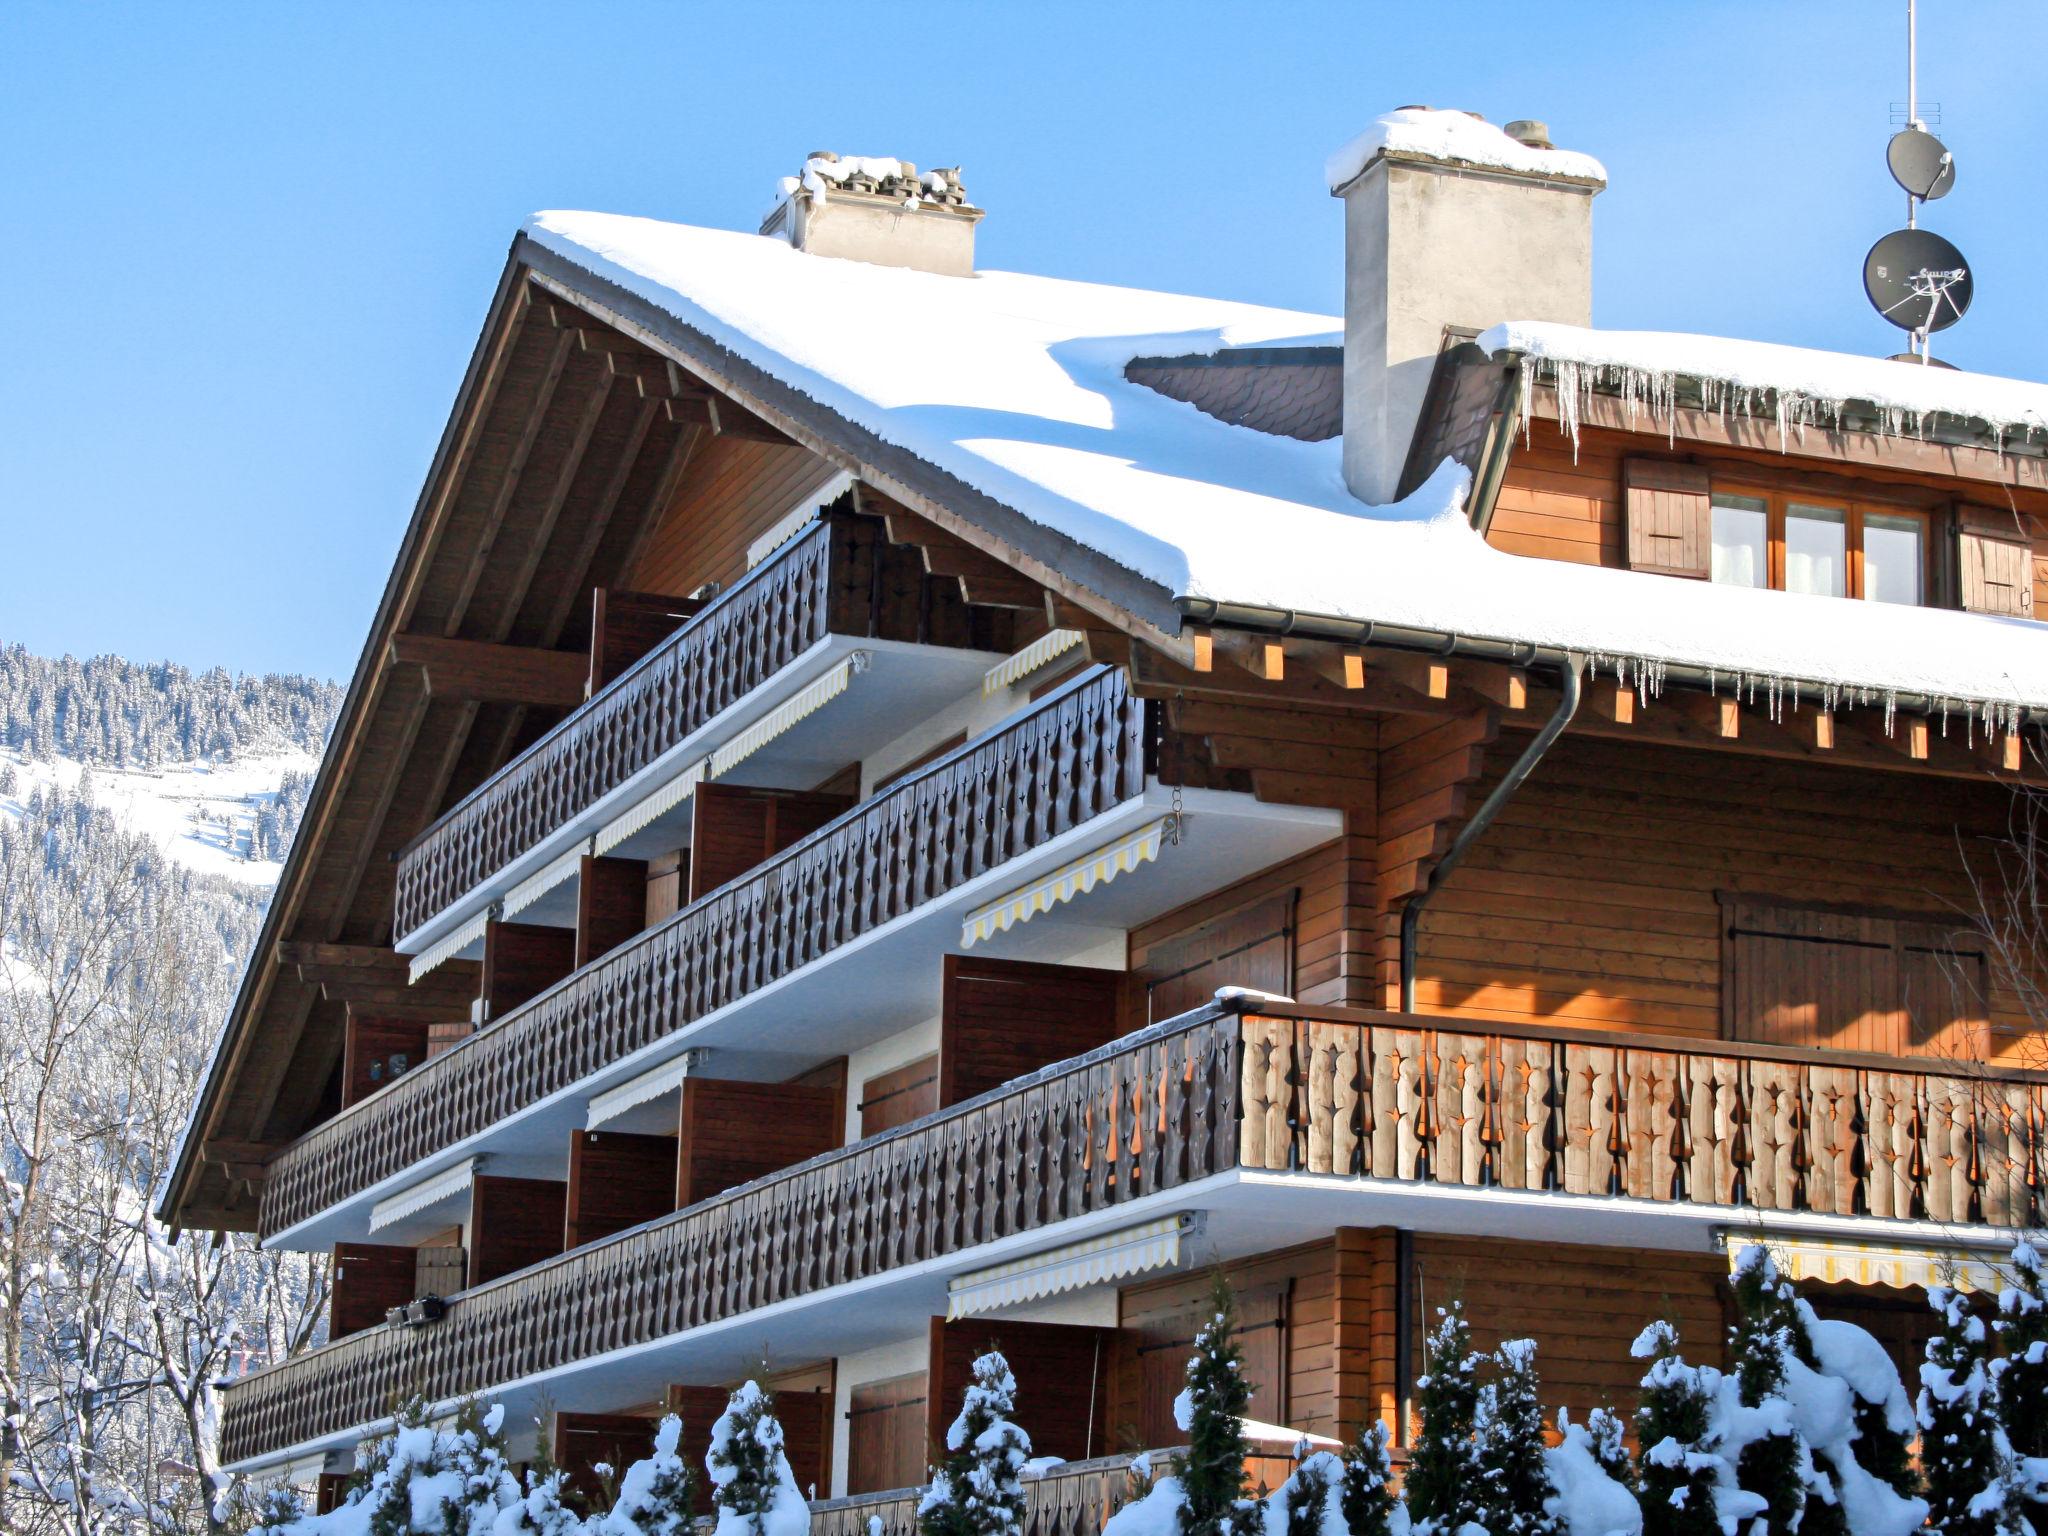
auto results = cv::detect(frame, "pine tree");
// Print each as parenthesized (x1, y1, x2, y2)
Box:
(1920, 1284, 2018, 1536)
(605, 1414, 698, 1535)
(1581, 1407, 1635, 1494)
(1632, 1321, 1721, 1536)
(1728, 1247, 1813, 1536)
(1172, 1277, 1257, 1536)
(920, 1350, 1031, 1536)
(1994, 1242, 2048, 1534)
(250, 1482, 308, 1534)
(707, 1381, 807, 1536)
(1339, 1418, 1397, 1536)
(1405, 1303, 1484, 1536)
(1275, 1451, 1340, 1536)
(1474, 1338, 1564, 1536)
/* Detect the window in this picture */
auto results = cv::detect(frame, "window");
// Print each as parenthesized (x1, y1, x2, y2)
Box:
(1708, 489, 1926, 605)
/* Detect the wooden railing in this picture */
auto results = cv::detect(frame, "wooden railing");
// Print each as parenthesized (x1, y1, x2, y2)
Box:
(808, 1451, 1169, 1536)
(225, 1001, 2048, 1465)
(396, 511, 926, 939)
(222, 1010, 1243, 1464)
(262, 667, 1149, 1236)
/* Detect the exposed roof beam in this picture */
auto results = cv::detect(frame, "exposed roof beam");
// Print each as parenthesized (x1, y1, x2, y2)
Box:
(388, 634, 586, 708)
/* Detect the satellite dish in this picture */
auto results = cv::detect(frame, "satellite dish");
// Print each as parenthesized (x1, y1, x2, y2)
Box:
(1864, 228, 1974, 333)
(1887, 127, 1956, 200)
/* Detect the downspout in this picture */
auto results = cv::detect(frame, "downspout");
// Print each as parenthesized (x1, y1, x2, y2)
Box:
(1399, 653, 1585, 1013)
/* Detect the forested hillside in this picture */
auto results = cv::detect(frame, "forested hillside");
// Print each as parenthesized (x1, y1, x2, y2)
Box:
(0, 645, 339, 1534)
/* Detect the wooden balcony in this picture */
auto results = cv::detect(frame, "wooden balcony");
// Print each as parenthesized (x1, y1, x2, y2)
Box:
(393, 511, 1006, 942)
(261, 666, 1149, 1237)
(809, 1451, 1171, 1536)
(223, 999, 2048, 1467)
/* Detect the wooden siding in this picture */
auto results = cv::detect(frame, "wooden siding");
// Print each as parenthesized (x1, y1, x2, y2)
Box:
(1409, 731, 2037, 1060)
(1132, 891, 1294, 1024)
(625, 436, 841, 601)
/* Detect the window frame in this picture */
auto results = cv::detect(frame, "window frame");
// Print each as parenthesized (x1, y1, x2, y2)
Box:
(1710, 481, 1931, 605)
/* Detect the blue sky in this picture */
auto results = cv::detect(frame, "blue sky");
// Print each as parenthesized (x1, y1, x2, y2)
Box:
(2, 1, 2042, 683)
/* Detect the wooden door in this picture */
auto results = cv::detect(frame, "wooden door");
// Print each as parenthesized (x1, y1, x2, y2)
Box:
(938, 956, 1124, 1106)
(566, 1129, 677, 1248)
(576, 856, 648, 967)
(480, 920, 576, 1021)
(687, 785, 857, 901)
(330, 1243, 416, 1336)
(846, 1372, 928, 1495)
(1135, 891, 1296, 1022)
(554, 1412, 661, 1509)
(1134, 1283, 1290, 1445)
(859, 1055, 938, 1138)
(467, 1175, 567, 1287)
(676, 1078, 840, 1207)
(929, 1317, 1115, 1464)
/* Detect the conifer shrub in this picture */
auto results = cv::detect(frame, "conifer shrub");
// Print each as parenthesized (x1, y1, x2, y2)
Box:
(1404, 1303, 1484, 1536)
(1631, 1322, 1721, 1536)
(919, 1350, 1031, 1536)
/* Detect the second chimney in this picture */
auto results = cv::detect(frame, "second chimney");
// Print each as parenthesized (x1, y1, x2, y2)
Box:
(761, 153, 983, 277)
(1329, 109, 1605, 504)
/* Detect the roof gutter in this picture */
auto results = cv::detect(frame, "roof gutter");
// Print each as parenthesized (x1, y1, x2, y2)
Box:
(1401, 654, 1582, 1012)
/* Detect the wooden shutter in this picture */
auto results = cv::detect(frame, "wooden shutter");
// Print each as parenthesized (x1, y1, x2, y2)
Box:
(413, 1243, 467, 1299)
(859, 1054, 939, 1137)
(480, 920, 576, 1021)
(1138, 890, 1296, 1023)
(330, 1242, 416, 1336)
(688, 785, 858, 901)
(846, 1372, 927, 1494)
(676, 1077, 840, 1206)
(657, 1387, 832, 1512)
(566, 1129, 677, 1248)
(554, 1412, 660, 1508)
(1721, 895, 1989, 1057)
(1958, 506, 2035, 616)
(588, 588, 707, 695)
(930, 1317, 1115, 1464)
(1623, 458, 1712, 578)
(1133, 1282, 1291, 1445)
(467, 1174, 567, 1287)
(938, 956, 1124, 1105)
(576, 855, 648, 968)
(342, 1015, 428, 1107)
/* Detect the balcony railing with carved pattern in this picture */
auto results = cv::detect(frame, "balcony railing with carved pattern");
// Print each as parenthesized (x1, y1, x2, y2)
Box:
(262, 666, 1149, 1236)
(224, 999, 2048, 1467)
(807, 1451, 1177, 1536)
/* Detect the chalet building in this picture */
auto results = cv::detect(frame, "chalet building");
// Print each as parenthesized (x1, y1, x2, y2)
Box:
(164, 112, 2048, 1520)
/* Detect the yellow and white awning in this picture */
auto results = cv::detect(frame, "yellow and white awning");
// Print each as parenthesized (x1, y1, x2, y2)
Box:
(708, 652, 869, 779)
(947, 1214, 1196, 1320)
(983, 629, 1084, 696)
(962, 814, 1177, 948)
(407, 908, 492, 986)
(1718, 1231, 2016, 1294)
(369, 1157, 480, 1234)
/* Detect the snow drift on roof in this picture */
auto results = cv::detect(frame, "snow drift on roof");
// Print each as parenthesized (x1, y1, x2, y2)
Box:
(1482, 320, 2048, 449)
(1324, 107, 1608, 192)
(526, 211, 2048, 711)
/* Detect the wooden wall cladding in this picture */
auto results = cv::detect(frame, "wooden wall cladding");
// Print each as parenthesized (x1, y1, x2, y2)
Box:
(859, 1054, 939, 1138)
(577, 855, 648, 968)
(554, 1412, 661, 1510)
(467, 1174, 567, 1287)
(666, 1385, 833, 1509)
(928, 1317, 1115, 1465)
(330, 1243, 417, 1337)
(1130, 892, 1294, 1026)
(644, 850, 686, 929)
(676, 1078, 841, 1207)
(846, 1372, 928, 1496)
(938, 956, 1124, 1106)
(589, 588, 707, 695)
(687, 785, 858, 903)
(566, 1130, 677, 1249)
(625, 435, 840, 601)
(342, 1016, 429, 1107)
(480, 920, 576, 1021)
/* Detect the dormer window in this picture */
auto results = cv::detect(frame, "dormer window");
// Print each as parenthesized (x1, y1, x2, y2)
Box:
(1708, 489, 1925, 605)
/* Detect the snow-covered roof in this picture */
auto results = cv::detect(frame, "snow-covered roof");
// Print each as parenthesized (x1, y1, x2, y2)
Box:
(1324, 107, 1608, 191)
(525, 211, 2048, 713)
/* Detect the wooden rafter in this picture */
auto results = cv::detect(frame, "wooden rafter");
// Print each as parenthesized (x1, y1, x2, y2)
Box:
(388, 635, 587, 707)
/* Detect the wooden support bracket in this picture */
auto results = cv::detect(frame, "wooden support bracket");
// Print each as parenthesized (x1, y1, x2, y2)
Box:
(388, 634, 587, 709)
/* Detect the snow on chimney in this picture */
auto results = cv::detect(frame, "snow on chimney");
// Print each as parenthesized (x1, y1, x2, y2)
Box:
(761, 153, 983, 277)
(1327, 108, 1606, 504)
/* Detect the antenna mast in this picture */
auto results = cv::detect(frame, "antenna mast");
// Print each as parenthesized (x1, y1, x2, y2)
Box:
(1906, 0, 1920, 227)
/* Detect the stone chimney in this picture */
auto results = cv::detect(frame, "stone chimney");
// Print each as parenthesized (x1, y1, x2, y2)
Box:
(1329, 109, 1605, 504)
(761, 153, 983, 277)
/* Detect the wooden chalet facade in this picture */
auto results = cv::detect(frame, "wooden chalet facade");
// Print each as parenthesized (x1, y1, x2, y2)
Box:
(164, 122, 2048, 1515)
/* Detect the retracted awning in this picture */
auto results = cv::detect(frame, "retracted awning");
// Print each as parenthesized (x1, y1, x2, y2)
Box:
(709, 651, 869, 778)
(961, 814, 1178, 948)
(587, 1050, 697, 1129)
(983, 628, 1083, 696)
(504, 843, 588, 920)
(369, 1157, 480, 1234)
(946, 1213, 1198, 1320)
(407, 909, 491, 986)
(1718, 1231, 2016, 1294)
(594, 758, 707, 856)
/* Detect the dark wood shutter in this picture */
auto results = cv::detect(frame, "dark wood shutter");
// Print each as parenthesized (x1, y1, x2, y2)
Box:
(1721, 895, 1989, 1057)
(566, 1129, 677, 1248)
(467, 1174, 567, 1287)
(846, 1372, 927, 1495)
(676, 1077, 840, 1207)
(930, 1318, 1115, 1464)
(554, 1412, 660, 1509)
(576, 855, 648, 968)
(342, 1016, 429, 1107)
(688, 785, 858, 901)
(1623, 458, 1712, 578)
(660, 1386, 832, 1511)
(1138, 891, 1296, 1023)
(859, 1054, 939, 1137)
(1958, 506, 2035, 617)
(480, 920, 576, 1021)
(330, 1243, 417, 1336)
(1134, 1282, 1291, 1445)
(588, 588, 707, 695)
(938, 956, 1124, 1105)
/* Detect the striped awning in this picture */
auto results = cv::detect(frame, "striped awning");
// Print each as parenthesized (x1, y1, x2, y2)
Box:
(504, 843, 589, 920)
(961, 814, 1176, 947)
(1718, 1232, 2015, 1294)
(947, 1213, 1197, 1320)
(709, 651, 869, 778)
(983, 629, 1084, 696)
(587, 1050, 697, 1129)
(595, 758, 707, 856)
(369, 1157, 480, 1234)
(407, 908, 491, 985)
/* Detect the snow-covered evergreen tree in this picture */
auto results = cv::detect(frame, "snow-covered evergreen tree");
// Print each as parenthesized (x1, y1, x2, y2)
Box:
(1173, 1280, 1257, 1536)
(920, 1350, 1030, 1536)
(1630, 1322, 1721, 1536)
(1339, 1418, 1398, 1536)
(1920, 1284, 2019, 1536)
(706, 1381, 808, 1536)
(602, 1413, 698, 1536)
(1727, 1247, 1818, 1536)
(1994, 1241, 2048, 1533)
(1405, 1303, 1483, 1536)
(1474, 1338, 1564, 1536)
(1262, 1450, 1342, 1536)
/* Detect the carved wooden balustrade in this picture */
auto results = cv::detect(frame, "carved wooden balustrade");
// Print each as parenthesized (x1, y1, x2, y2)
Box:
(807, 1451, 1173, 1536)
(221, 1012, 1243, 1464)
(262, 667, 1149, 1235)
(226, 1001, 2048, 1465)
